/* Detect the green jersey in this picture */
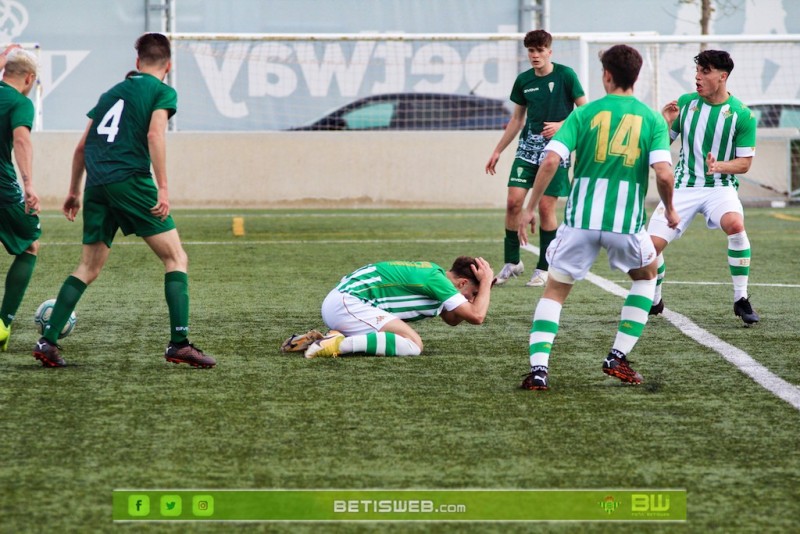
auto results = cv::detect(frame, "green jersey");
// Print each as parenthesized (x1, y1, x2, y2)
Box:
(0, 81, 34, 206)
(549, 94, 671, 234)
(510, 63, 584, 166)
(84, 73, 177, 187)
(335, 261, 465, 322)
(670, 92, 756, 189)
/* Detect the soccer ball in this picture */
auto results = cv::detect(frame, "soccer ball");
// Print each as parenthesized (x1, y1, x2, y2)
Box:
(33, 299, 77, 339)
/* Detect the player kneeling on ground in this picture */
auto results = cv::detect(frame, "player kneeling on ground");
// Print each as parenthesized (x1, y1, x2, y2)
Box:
(283, 257, 493, 358)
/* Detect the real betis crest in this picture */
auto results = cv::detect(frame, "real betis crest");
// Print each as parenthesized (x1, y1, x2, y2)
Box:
(517, 166, 524, 178)
(548, 81, 554, 92)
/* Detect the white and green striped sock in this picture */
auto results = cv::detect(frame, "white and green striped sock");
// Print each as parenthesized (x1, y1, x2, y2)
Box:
(728, 231, 751, 302)
(529, 298, 561, 369)
(612, 278, 656, 356)
(341, 332, 421, 356)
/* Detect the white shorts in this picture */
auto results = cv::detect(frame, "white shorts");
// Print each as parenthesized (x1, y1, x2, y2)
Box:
(546, 224, 657, 282)
(320, 289, 398, 336)
(648, 187, 743, 244)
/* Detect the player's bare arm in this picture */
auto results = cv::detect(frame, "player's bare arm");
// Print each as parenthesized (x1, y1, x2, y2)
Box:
(64, 121, 92, 221)
(485, 104, 526, 175)
(148, 109, 170, 220)
(706, 153, 753, 175)
(518, 150, 559, 245)
(652, 161, 680, 230)
(12, 124, 38, 214)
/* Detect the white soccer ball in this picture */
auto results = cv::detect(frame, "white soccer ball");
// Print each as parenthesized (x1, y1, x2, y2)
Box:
(34, 299, 76, 339)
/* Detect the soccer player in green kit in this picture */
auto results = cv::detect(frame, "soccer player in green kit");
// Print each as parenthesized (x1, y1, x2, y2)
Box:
(647, 50, 759, 325)
(0, 46, 40, 351)
(517, 44, 680, 390)
(486, 29, 586, 288)
(303, 257, 493, 358)
(33, 33, 215, 368)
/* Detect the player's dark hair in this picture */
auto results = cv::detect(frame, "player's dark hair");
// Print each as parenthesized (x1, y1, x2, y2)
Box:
(450, 256, 479, 286)
(523, 29, 552, 49)
(136, 33, 171, 66)
(600, 44, 642, 90)
(694, 49, 734, 74)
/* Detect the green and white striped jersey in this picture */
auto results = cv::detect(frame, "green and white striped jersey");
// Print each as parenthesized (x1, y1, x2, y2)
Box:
(335, 261, 466, 322)
(546, 94, 671, 234)
(671, 92, 756, 189)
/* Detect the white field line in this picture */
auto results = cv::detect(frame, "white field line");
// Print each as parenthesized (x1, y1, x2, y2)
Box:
(39, 238, 498, 246)
(522, 243, 800, 411)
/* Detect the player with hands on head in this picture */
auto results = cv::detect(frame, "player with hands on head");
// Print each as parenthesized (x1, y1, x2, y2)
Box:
(518, 44, 679, 391)
(286, 256, 493, 358)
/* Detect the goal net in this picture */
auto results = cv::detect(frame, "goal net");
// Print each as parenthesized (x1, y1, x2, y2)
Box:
(169, 32, 800, 199)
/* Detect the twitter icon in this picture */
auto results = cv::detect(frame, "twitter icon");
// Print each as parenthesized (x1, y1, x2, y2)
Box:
(160, 495, 182, 516)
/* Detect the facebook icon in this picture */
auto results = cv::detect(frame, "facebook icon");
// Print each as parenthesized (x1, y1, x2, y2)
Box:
(128, 495, 150, 516)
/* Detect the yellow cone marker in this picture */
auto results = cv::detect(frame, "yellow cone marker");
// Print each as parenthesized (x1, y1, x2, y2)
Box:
(232, 216, 245, 236)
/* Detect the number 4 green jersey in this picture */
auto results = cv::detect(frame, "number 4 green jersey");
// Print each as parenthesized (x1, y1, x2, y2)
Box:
(84, 73, 177, 187)
(670, 92, 756, 189)
(547, 94, 671, 234)
(335, 261, 466, 322)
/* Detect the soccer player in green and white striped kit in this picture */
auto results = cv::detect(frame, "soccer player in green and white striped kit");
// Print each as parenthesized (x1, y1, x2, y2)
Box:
(517, 44, 680, 390)
(647, 50, 759, 325)
(304, 257, 493, 358)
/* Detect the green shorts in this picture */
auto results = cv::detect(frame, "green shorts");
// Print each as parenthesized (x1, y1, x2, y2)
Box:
(0, 202, 41, 255)
(83, 177, 176, 247)
(507, 158, 571, 197)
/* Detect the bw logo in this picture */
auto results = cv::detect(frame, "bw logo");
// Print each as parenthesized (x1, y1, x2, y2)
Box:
(631, 493, 670, 513)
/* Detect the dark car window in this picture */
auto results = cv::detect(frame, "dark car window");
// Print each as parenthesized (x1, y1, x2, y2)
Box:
(342, 101, 397, 129)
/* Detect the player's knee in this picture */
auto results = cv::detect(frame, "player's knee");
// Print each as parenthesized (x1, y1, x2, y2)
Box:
(165, 248, 189, 272)
(397, 336, 422, 356)
(25, 240, 39, 255)
(506, 197, 522, 214)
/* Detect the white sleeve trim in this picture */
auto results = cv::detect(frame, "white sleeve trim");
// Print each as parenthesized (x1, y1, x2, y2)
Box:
(545, 139, 571, 161)
(649, 149, 673, 166)
(735, 146, 755, 158)
(442, 293, 467, 312)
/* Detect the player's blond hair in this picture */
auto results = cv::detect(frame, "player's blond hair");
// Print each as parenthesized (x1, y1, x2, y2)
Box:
(4, 49, 38, 77)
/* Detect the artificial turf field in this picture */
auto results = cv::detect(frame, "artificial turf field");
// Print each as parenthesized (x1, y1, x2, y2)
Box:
(1, 207, 798, 532)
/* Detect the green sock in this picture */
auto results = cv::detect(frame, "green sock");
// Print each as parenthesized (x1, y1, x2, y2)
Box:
(504, 229, 520, 264)
(537, 228, 557, 270)
(1, 252, 37, 327)
(44, 275, 86, 343)
(165, 271, 189, 343)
